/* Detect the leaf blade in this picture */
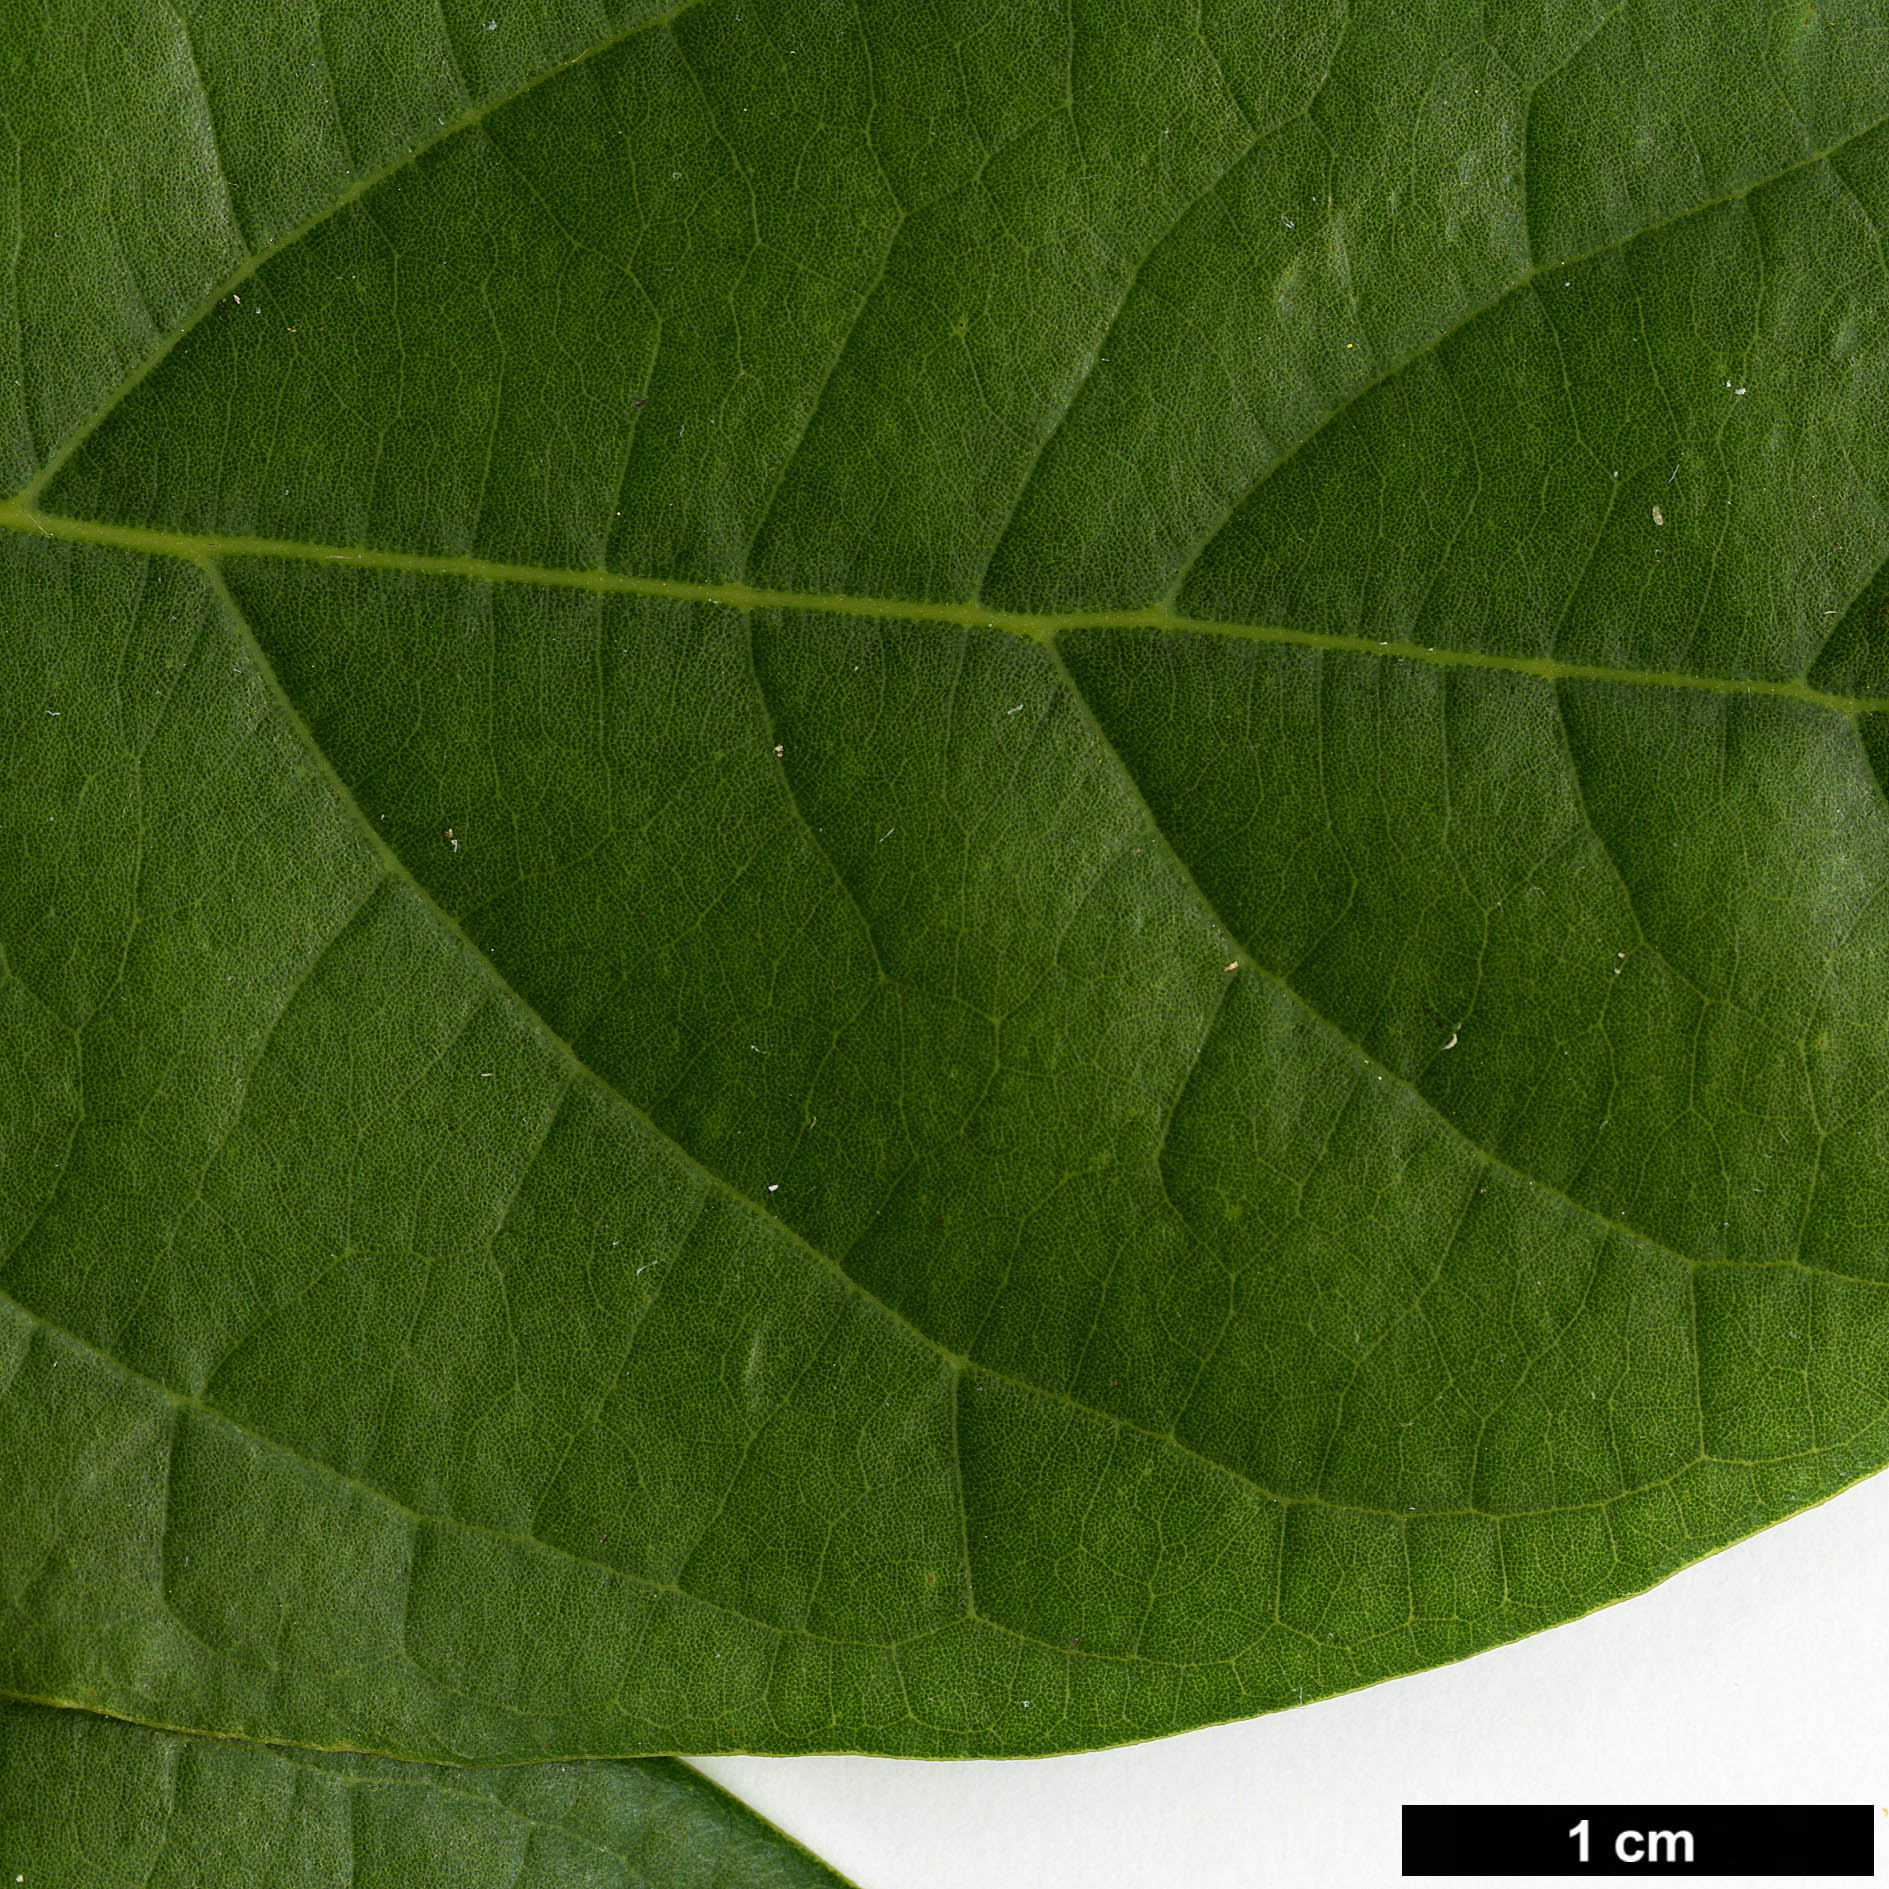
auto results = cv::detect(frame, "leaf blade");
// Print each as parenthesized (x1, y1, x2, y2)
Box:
(4, 0, 1889, 1769)
(0, 1699, 857, 1888)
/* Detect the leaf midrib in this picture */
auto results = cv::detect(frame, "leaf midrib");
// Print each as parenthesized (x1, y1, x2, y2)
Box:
(9, 10, 1885, 711)
(3, 500, 1882, 714)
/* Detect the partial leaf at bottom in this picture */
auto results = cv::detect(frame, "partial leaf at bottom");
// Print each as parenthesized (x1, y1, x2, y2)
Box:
(0, 1700, 854, 1889)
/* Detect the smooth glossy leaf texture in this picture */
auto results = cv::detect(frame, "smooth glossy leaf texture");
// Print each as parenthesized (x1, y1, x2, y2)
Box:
(0, 1701, 854, 1886)
(3, 0, 1889, 1766)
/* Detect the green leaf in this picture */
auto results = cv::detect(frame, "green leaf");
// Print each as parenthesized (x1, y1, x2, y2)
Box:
(4, 0, 1889, 1783)
(0, 1700, 856, 1887)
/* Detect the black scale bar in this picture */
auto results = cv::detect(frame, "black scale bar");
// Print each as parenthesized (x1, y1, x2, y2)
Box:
(1403, 1805, 1875, 1877)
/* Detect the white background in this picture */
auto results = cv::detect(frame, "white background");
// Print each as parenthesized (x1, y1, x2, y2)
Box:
(692, 1466, 1889, 1889)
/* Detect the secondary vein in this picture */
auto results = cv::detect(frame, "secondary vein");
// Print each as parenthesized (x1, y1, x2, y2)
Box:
(9, 0, 714, 509)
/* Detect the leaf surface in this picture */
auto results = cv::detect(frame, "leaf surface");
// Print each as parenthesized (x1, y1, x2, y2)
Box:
(3, 0, 1889, 1765)
(0, 1700, 854, 1887)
